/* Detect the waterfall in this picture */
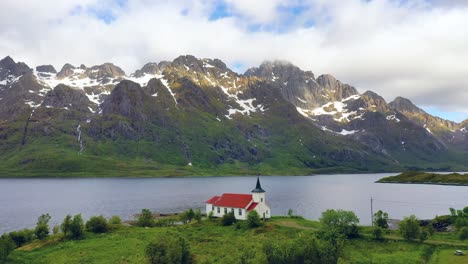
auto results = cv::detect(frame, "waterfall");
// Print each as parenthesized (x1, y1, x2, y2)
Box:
(77, 124, 83, 154)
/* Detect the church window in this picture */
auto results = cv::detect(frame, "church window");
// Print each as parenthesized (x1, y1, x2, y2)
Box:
(217, 207, 220, 213)
(239, 209, 242, 215)
(261, 198, 263, 202)
(224, 208, 227, 214)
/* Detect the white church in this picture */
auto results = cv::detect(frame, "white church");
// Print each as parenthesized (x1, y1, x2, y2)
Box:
(205, 177, 271, 220)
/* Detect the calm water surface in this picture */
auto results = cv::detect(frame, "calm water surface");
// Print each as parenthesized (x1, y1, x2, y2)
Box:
(1, 174, 467, 234)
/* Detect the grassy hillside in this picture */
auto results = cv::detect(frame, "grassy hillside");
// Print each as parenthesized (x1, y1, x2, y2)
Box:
(377, 171, 468, 185)
(5, 217, 468, 264)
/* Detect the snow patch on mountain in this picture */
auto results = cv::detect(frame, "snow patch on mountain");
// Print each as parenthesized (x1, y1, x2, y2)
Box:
(298, 95, 362, 122)
(386, 115, 401, 122)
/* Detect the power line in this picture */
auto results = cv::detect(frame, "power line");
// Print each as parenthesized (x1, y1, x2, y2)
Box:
(373, 198, 456, 208)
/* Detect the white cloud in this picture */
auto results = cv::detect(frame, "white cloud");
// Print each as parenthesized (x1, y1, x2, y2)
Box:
(0, 0, 467, 119)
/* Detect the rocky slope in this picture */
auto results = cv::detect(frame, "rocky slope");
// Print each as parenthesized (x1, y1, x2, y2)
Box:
(0, 55, 466, 176)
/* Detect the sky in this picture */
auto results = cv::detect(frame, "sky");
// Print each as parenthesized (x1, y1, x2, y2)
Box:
(0, 0, 467, 122)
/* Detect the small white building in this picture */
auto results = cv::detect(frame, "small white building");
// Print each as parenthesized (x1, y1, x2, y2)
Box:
(205, 177, 271, 220)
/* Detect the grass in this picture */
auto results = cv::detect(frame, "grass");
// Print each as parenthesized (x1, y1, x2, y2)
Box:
(377, 171, 468, 186)
(5, 217, 468, 264)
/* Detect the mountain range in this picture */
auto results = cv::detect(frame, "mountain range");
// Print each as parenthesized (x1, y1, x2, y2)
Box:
(0, 55, 466, 176)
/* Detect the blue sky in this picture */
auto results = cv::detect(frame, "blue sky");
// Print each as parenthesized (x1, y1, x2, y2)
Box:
(1, 0, 467, 122)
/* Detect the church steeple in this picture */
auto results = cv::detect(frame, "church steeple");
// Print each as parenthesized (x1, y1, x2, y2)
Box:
(251, 177, 266, 193)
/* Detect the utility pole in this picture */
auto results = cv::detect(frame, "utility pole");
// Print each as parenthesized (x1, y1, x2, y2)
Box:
(371, 197, 374, 227)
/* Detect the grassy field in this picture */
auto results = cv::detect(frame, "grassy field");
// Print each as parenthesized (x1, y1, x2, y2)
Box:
(5, 216, 468, 264)
(376, 171, 468, 186)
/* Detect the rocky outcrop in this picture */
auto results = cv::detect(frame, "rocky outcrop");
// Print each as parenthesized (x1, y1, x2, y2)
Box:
(41, 85, 94, 112)
(36, 65, 57, 74)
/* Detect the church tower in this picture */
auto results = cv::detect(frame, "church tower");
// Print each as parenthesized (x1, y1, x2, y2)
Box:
(251, 177, 266, 204)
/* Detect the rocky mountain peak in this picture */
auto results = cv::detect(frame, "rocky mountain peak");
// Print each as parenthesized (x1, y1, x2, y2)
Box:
(36, 65, 57, 74)
(132, 62, 160, 78)
(0, 56, 32, 79)
(86, 63, 126, 79)
(389, 96, 424, 114)
(56, 63, 76, 79)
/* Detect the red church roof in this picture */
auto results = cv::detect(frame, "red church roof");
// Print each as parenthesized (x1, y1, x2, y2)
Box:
(247, 202, 258, 211)
(206, 193, 253, 208)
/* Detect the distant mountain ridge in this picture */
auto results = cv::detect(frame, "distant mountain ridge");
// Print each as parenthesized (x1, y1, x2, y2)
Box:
(0, 55, 466, 176)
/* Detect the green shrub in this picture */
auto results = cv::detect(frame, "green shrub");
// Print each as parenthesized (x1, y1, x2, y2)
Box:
(221, 212, 236, 226)
(264, 235, 321, 263)
(208, 211, 214, 221)
(109, 215, 122, 225)
(61, 215, 72, 237)
(8, 229, 34, 247)
(0, 236, 16, 262)
(146, 234, 192, 264)
(86, 215, 109, 233)
(52, 225, 60, 235)
(194, 209, 202, 224)
(399, 215, 420, 241)
(137, 209, 155, 227)
(419, 230, 429, 243)
(372, 227, 385, 241)
(459, 227, 468, 241)
(247, 210, 262, 228)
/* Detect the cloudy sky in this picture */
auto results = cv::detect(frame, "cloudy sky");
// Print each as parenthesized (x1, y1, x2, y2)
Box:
(1, 0, 467, 122)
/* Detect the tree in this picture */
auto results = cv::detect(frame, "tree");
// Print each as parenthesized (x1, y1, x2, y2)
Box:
(221, 212, 236, 226)
(320, 209, 360, 238)
(459, 227, 468, 241)
(373, 210, 389, 229)
(61, 215, 72, 237)
(146, 234, 191, 264)
(320, 228, 345, 264)
(35, 213, 51, 240)
(52, 226, 60, 235)
(194, 209, 202, 224)
(0, 236, 16, 262)
(86, 215, 109, 233)
(288, 209, 293, 217)
(399, 215, 421, 241)
(137, 209, 155, 227)
(70, 214, 85, 239)
(247, 210, 262, 228)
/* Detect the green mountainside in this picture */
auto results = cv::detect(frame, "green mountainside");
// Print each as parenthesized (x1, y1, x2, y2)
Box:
(0, 55, 466, 177)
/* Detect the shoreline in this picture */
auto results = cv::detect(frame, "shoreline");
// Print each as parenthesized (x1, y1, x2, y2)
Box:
(376, 181, 468, 186)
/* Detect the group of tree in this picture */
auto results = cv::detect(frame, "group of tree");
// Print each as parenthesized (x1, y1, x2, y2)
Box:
(449, 206, 468, 241)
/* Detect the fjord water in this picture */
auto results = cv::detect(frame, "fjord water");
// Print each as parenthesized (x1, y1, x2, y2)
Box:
(1, 174, 467, 234)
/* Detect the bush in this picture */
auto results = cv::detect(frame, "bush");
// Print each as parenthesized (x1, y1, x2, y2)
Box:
(264, 236, 322, 263)
(70, 214, 85, 239)
(373, 210, 389, 229)
(320, 209, 360, 238)
(372, 227, 385, 241)
(208, 211, 214, 221)
(146, 234, 192, 264)
(61, 215, 72, 236)
(194, 209, 202, 224)
(247, 211, 262, 228)
(52, 226, 60, 235)
(109, 215, 122, 225)
(35, 213, 51, 240)
(8, 229, 34, 247)
(399, 215, 421, 241)
(86, 215, 109, 233)
(288, 209, 293, 217)
(419, 230, 428, 243)
(459, 227, 468, 241)
(0, 236, 16, 262)
(319, 229, 345, 264)
(221, 212, 236, 226)
(137, 209, 155, 227)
